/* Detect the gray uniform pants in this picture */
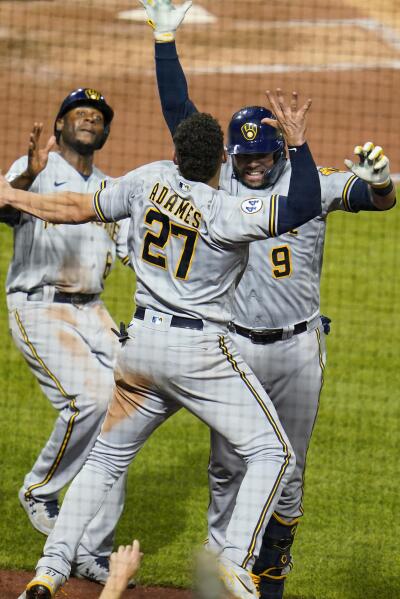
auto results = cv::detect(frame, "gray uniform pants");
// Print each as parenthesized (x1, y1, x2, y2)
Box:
(208, 322, 326, 549)
(8, 294, 127, 559)
(37, 310, 295, 577)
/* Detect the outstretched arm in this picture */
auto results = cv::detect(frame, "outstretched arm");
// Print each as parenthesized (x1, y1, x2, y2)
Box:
(263, 89, 321, 233)
(156, 41, 197, 134)
(141, 0, 197, 135)
(0, 176, 96, 224)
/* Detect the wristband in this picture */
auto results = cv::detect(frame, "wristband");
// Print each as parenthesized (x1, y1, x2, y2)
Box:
(154, 31, 175, 42)
(371, 179, 394, 196)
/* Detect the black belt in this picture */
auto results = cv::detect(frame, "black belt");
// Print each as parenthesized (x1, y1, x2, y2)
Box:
(134, 307, 203, 330)
(27, 289, 98, 304)
(231, 321, 307, 344)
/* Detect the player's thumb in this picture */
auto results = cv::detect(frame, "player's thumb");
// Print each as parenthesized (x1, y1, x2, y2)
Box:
(343, 158, 354, 171)
(45, 135, 57, 153)
(261, 117, 278, 129)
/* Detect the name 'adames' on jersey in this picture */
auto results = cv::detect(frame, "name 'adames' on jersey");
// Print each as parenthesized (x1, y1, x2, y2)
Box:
(93, 160, 279, 325)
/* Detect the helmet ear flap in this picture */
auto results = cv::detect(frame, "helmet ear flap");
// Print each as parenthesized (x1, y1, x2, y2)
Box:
(98, 123, 110, 149)
(54, 117, 64, 143)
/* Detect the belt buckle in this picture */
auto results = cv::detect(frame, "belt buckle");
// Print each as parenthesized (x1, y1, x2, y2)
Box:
(228, 321, 236, 333)
(71, 293, 90, 305)
(249, 328, 269, 343)
(250, 327, 284, 344)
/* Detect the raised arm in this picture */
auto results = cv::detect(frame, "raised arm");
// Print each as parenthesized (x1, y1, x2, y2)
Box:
(263, 89, 321, 232)
(0, 176, 96, 224)
(10, 122, 55, 190)
(141, 0, 197, 135)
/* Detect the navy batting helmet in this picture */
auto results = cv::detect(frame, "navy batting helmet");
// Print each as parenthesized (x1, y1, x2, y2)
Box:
(54, 88, 114, 146)
(227, 106, 284, 155)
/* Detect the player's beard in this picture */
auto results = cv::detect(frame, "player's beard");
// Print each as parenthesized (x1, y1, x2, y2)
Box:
(234, 155, 287, 190)
(68, 137, 103, 155)
(60, 127, 105, 156)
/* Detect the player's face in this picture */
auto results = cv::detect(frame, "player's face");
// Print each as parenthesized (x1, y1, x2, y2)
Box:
(59, 106, 105, 154)
(233, 152, 275, 188)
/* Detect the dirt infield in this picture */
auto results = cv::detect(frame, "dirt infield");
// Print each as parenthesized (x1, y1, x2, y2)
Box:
(0, 0, 398, 177)
(0, 570, 192, 599)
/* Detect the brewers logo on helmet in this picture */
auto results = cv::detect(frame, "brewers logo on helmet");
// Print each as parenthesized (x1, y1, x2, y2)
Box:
(241, 123, 258, 142)
(227, 106, 284, 155)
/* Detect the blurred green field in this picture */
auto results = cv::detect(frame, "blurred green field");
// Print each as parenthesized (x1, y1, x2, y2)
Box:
(0, 197, 399, 599)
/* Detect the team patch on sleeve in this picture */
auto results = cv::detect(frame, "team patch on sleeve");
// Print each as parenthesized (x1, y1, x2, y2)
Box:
(241, 198, 263, 214)
(319, 167, 342, 176)
(93, 180, 108, 222)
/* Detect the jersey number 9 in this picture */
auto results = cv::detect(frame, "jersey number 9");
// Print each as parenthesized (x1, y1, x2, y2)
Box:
(270, 245, 292, 279)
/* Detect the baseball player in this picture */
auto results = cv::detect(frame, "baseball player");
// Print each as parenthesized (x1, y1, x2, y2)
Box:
(140, 2, 397, 597)
(0, 89, 133, 585)
(5, 90, 322, 599)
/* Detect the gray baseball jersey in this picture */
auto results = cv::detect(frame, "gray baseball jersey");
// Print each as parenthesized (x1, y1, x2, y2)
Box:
(93, 159, 283, 324)
(208, 159, 379, 551)
(5, 152, 130, 294)
(220, 159, 360, 329)
(153, 39, 388, 586)
(3, 151, 130, 562)
(35, 158, 299, 578)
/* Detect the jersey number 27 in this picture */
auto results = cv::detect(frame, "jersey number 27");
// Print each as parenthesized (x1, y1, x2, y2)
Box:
(141, 209, 198, 280)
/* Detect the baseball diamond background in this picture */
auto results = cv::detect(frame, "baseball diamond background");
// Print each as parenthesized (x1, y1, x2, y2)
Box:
(0, 1, 399, 598)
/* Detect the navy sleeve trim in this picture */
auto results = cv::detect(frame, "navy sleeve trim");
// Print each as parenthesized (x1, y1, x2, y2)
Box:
(93, 180, 107, 222)
(347, 177, 379, 212)
(342, 174, 358, 211)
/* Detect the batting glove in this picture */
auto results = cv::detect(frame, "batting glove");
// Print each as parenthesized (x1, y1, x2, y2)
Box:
(344, 142, 391, 188)
(139, 0, 192, 42)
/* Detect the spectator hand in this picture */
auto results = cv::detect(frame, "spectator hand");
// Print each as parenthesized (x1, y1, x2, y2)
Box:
(110, 539, 143, 587)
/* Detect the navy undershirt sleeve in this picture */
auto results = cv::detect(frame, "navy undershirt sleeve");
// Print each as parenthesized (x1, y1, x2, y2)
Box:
(277, 144, 322, 233)
(155, 41, 198, 136)
(347, 178, 378, 212)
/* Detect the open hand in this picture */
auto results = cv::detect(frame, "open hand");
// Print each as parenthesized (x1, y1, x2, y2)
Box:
(262, 89, 312, 147)
(26, 123, 56, 179)
(139, 0, 192, 42)
(107, 539, 143, 591)
(344, 142, 390, 187)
